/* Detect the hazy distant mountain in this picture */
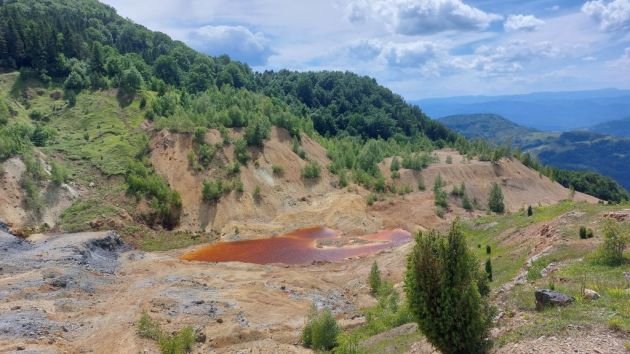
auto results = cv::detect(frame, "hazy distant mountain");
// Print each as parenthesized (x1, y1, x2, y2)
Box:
(414, 89, 630, 131)
(439, 114, 630, 190)
(439, 114, 538, 145)
(588, 117, 630, 137)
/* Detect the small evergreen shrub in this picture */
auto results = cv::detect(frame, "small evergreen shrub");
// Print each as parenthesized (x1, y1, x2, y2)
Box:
(369, 261, 382, 295)
(488, 182, 505, 213)
(302, 161, 321, 179)
(271, 164, 284, 176)
(599, 220, 627, 266)
(301, 306, 339, 351)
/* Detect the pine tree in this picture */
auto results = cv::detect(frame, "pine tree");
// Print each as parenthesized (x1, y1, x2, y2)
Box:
(485, 258, 493, 282)
(368, 261, 381, 295)
(527, 205, 533, 217)
(488, 183, 505, 213)
(405, 222, 494, 354)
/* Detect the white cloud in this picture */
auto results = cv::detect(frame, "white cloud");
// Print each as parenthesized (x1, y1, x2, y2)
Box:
(504, 14, 545, 32)
(381, 41, 443, 67)
(346, 39, 445, 68)
(187, 25, 274, 65)
(582, 0, 630, 32)
(453, 40, 561, 76)
(608, 47, 630, 70)
(548, 5, 560, 12)
(346, 40, 382, 60)
(347, 0, 502, 35)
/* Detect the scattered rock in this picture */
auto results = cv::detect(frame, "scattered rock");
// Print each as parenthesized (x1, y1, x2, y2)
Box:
(535, 289, 574, 310)
(16, 345, 25, 351)
(194, 327, 206, 343)
(583, 289, 600, 300)
(216, 318, 223, 324)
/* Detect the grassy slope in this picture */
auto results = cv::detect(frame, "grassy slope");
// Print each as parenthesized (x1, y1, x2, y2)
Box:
(465, 201, 629, 346)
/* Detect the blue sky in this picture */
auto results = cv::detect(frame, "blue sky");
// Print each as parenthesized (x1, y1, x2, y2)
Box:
(102, 0, 630, 99)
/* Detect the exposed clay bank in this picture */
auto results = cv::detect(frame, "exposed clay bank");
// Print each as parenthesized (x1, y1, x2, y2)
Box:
(181, 227, 412, 265)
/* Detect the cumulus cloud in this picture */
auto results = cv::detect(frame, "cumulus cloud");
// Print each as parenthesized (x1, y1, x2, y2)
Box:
(381, 41, 443, 66)
(504, 14, 545, 32)
(454, 41, 561, 76)
(346, 39, 445, 68)
(582, 0, 630, 32)
(347, 0, 502, 35)
(188, 25, 274, 65)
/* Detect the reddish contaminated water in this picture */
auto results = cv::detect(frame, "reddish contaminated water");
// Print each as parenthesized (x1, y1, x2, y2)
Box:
(181, 226, 411, 265)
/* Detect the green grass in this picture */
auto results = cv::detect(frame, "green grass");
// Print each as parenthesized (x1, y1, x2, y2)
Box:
(461, 201, 625, 288)
(362, 331, 424, 354)
(133, 230, 217, 252)
(58, 200, 120, 232)
(137, 312, 195, 354)
(495, 211, 630, 346)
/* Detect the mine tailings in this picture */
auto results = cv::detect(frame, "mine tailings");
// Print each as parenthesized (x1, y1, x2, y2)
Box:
(181, 226, 412, 265)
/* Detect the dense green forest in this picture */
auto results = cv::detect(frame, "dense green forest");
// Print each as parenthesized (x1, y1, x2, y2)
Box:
(0, 0, 626, 222)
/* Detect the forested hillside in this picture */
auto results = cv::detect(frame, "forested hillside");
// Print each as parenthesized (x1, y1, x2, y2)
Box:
(0, 0, 626, 235)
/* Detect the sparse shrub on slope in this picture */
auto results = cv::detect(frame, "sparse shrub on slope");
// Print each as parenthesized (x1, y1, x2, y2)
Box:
(488, 182, 505, 213)
(301, 305, 339, 351)
(405, 222, 494, 354)
(368, 261, 381, 296)
(598, 220, 627, 266)
(126, 161, 182, 229)
(302, 160, 321, 179)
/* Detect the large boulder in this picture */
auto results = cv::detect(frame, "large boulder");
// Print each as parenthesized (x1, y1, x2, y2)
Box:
(535, 289, 574, 310)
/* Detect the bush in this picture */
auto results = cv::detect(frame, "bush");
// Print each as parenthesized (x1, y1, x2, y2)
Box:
(159, 327, 194, 354)
(137, 312, 194, 354)
(488, 182, 505, 213)
(51, 162, 69, 185)
(272, 164, 284, 177)
(302, 161, 321, 179)
(445, 155, 453, 164)
(391, 170, 400, 179)
(527, 205, 533, 217)
(198, 143, 215, 168)
(126, 162, 182, 229)
(292, 136, 306, 159)
(486, 245, 491, 254)
(417, 177, 425, 191)
(245, 116, 271, 147)
(338, 169, 348, 188)
(367, 193, 378, 206)
(405, 222, 494, 354)
(253, 186, 262, 201)
(598, 220, 627, 266)
(234, 138, 250, 163)
(193, 127, 206, 145)
(302, 306, 339, 351)
(202, 179, 223, 203)
(463, 193, 473, 211)
(390, 157, 400, 171)
(434, 175, 448, 209)
(138, 312, 161, 340)
(368, 261, 382, 295)
(579, 226, 587, 239)
(485, 258, 493, 281)
(226, 161, 240, 176)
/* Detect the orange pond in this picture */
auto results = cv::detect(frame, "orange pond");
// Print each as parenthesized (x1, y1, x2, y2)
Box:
(180, 227, 412, 265)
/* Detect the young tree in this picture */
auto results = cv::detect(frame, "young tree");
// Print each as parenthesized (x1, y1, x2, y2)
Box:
(599, 220, 627, 266)
(527, 205, 533, 217)
(485, 258, 493, 282)
(434, 175, 448, 209)
(368, 261, 382, 295)
(390, 157, 401, 172)
(302, 305, 339, 351)
(405, 222, 493, 354)
(488, 183, 505, 213)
